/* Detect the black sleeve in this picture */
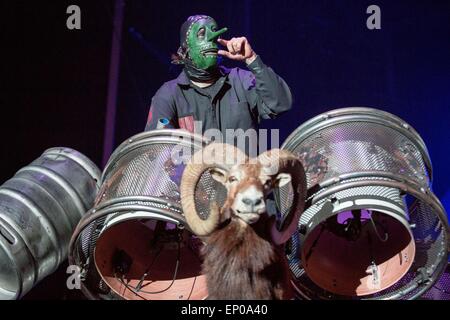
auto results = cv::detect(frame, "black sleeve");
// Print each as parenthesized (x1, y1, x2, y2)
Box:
(144, 84, 177, 131)
(245, 55, 293, 119)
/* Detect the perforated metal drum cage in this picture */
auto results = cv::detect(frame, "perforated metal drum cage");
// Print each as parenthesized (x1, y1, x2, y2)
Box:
(68, 129, 229, 300)
(278, 107, 449, 300)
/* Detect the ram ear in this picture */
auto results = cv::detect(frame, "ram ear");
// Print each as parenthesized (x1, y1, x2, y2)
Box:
(209, 168, 228, 185)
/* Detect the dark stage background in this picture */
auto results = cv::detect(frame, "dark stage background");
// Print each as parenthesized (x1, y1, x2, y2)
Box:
(1, 0, 450, 299)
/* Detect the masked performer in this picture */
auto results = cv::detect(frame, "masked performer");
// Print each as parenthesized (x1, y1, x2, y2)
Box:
(145, 15, 292, 138)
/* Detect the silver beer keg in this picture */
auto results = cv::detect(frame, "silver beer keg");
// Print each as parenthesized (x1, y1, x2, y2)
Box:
(0, 147, 101, 299)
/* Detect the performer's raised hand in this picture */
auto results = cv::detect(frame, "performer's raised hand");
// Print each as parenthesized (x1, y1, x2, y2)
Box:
(217, 37, 257, 65)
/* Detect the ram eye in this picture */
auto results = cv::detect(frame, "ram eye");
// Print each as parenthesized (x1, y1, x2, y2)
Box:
(228, 176, 238, 183)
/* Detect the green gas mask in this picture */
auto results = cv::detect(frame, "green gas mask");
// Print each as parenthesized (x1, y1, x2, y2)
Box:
(181, 16, 228, 70)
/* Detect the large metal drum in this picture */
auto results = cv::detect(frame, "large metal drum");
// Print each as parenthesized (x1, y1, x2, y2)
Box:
(279, 107, 448, 299)
(0, 147, 101, 299)
(69, 129, 218, 300)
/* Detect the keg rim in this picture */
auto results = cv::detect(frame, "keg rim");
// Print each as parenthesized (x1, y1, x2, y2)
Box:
(43, 147, 102, 189)
(0, 237, 21, 300)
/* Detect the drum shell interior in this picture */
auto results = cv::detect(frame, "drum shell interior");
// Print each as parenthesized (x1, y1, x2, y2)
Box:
(280, 107, 449, 300)
(70, 130, 214, 300)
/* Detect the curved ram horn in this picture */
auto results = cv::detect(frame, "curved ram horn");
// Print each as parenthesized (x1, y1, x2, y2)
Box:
(258, 149, 307, 245)
(180, 143, 247, 236)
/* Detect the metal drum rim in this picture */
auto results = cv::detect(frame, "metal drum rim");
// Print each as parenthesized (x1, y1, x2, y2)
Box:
(309, 174, 448, 224)
(69, 196, 188, 265)
(293, 177, 449, 299)
(102, 137, 201, 182)
(94, 195, 182, 213)
(312, 171, 428, 192)
(68, 199, 196, 301)
(113, 129, 207, 152)
(101, 210, 184, 232)
(281, 107, 433, 182)
(102, 129, 209, 182)
(307, 175, 448, 228)
(300, 202, 416, 297)
(105, 129, 207, 164)
(282, 107, 427, 148)
(293, 254, 449, 300)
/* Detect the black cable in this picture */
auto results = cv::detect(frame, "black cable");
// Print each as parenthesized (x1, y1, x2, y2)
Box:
(186, 275, 197, 300)
(134, 245, 163, 291)
(136, 240, 181, 294)
(116, 233, 183, 297)
(117, 274, 149, 300)
(304, 224, 325, 263)
(369, 214, 389, 242)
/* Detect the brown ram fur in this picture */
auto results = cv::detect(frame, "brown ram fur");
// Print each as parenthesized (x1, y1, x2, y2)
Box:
(202, 207, 293, 300)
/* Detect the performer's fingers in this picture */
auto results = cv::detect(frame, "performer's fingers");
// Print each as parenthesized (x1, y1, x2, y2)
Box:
(232, 39, 241, 53)
(236, 38, 246, 53)
(217, 38, 229, 46)
(218, 49, 232, 58)
(217, 50, 241, 60)
(227, 40, 236, 54)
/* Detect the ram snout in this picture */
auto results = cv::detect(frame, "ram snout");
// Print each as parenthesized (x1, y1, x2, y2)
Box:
(233, 184, 266, 224)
